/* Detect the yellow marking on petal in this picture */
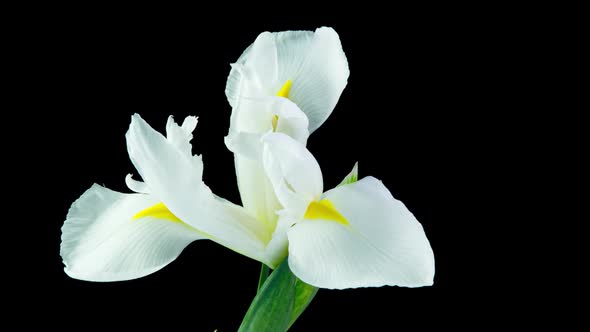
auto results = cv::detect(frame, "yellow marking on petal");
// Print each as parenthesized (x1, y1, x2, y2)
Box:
(272, 80, 292, 131)
(133, 202, 214, 239)
(304, 199, 348, 225)
(272, 114, 279, 131)
(276, 79, 292, 98)
(133, 202, 182, 223)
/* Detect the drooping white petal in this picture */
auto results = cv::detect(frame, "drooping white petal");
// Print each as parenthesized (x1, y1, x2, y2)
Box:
(60, 184, 205, 282)
(261, 133, 323, 218)
(225, 27, 349, 133)
(125, 114, 272, 266)
(287, 177, 435, 289)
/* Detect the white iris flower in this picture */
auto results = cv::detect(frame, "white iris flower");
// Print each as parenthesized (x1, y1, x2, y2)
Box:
(61, 27, 434, 291)
(61, 114, 434, 288)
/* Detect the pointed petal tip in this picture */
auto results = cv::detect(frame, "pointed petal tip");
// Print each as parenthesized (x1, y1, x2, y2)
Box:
(129, 114, 147, 133)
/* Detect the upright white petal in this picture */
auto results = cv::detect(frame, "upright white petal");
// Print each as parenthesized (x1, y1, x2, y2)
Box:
(287, 177, 435, 289)
(226, 27, 349, 132)
(225, 97, 309, 231)
(239, 32, 278, 92)
(226, 32, 279, 107)
(284, 27, 349, 132)
(225, 97, 308, 160)
(126, 114, 273, 266)
(261, 133, 323, 218)
(61, 184, 205, 282)
(233, 157, 281, 232)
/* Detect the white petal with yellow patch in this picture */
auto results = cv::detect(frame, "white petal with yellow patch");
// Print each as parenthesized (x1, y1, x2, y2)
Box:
(125, 115, 272, 265)
(225, 27, 349, 133)
(61, 115, 277, 281)
(261, 133, 435, 289)
(60, 184, 206, 281)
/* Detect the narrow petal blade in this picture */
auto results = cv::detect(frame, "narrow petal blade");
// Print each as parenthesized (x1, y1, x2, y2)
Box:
(126, 114, 271, 265)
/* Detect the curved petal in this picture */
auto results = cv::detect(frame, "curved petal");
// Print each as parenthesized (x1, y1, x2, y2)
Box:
(287, 177, 435, 289)
(261, 133, 323, 218)
(225, 97, 309, 160)
(274, 98, 309, 145)
(225, 97, 308, 232)
(225, 27, 349, 133)
(125, 174, 149, 194)
(225, 97, 276, 160)
(240, 32, 278, 93)
(125, 114, 272, 266)
(283, 27, 349, 132)
(226, 32, 278, 107)
(60, 184, 205, 281)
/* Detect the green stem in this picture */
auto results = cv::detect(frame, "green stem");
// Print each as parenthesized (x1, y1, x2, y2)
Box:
(239, 260, 318, 332)
(257, 263, 270, 292)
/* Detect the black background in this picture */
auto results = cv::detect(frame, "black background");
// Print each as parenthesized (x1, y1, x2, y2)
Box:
(18, 7, 522, 331)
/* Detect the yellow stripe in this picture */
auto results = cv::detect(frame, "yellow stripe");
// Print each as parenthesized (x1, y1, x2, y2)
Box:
(276, 80, 292, 98)
(304, 199, 348, 225)
(133, 202, 216, 240)
(133, 202, 182, 223)
(272, 114, 279, 131)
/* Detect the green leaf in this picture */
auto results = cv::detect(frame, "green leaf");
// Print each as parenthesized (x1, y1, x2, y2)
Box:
(238, 260, 319, 332)
(257, 263, 270, 292)
(338, 162, 359, 186)
(288, 277, 319, 329)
